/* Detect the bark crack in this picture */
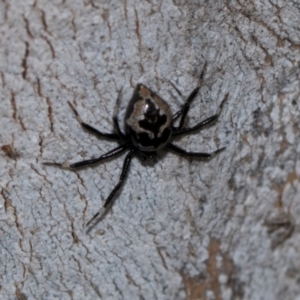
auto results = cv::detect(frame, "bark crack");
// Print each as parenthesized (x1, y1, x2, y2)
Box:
(21, 42, 29, 80)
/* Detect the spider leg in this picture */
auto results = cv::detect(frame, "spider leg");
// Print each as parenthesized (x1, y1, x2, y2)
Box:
(113, 88, 125, 139)
(173, 62, 207, 131)
(43, 144, 128, 169)
(172, 93, 228, 137)
(86, 148, 135, 226)
(167, 143, 225, 158)
(68, 101, 120, 140)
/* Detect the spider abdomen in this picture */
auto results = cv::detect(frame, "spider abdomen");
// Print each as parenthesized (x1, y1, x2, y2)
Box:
(125, 84, 173, 151)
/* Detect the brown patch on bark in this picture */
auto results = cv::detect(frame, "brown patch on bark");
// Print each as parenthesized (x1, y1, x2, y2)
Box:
(180, 239, 244, 300)
(273, 170, 298, 208)
(1, 188, 11, 213)
(265, 210, 294, 248)
(1, 144, 19, 159)
(15, 286, 27, 300)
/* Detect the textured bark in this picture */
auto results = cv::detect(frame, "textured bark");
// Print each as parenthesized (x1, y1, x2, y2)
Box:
(1, 1, 300, 299)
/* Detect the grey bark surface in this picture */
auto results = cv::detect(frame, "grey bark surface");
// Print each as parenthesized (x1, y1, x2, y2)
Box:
(1, 1, 300, 299)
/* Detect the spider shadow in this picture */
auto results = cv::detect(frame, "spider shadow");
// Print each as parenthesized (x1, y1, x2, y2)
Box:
(138, 152, 166, 167)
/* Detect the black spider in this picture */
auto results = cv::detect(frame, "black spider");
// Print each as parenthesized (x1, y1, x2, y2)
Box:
(44, 63, 227, 226)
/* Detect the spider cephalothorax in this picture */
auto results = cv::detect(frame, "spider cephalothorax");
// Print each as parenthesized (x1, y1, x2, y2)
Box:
(44, 64, 228, 226)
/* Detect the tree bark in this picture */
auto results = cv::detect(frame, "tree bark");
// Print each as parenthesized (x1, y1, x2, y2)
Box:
(1, 1, 300, 299)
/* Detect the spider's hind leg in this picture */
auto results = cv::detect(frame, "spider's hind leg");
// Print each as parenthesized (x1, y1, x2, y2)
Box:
(43, 144, 128, 169)
(86, 148, 135, 226)
(167, 143, 225, 158)
(173, 62, 207, 131)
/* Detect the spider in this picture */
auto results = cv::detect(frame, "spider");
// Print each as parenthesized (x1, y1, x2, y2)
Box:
(44, 63, 227, 226)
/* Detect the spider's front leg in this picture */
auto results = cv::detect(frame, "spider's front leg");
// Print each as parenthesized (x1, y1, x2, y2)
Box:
(68, 101, 120, 140)
(172, 93, 228, 137)
(173, 62, 207, 131)
(86, 148, 135, 226)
